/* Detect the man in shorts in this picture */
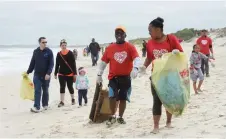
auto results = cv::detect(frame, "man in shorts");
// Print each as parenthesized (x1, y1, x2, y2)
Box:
(96, 26, 141, 125)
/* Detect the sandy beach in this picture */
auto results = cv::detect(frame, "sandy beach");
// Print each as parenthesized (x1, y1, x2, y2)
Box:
(0, 32, 226, 138)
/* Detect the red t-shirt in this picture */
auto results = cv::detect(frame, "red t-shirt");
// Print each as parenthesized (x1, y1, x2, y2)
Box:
(147, 34, 183, 61)
(101, 42, 139, 80)
(196, 36, 212, 55)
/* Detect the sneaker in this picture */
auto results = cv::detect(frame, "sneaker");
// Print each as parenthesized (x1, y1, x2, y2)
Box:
(106, 116, 116, 125)
(72, 99, 75, 105)
(78, 105, 82, 108)
(117, 117, 126, 124)
(43, 106, 48, 110)
(30, 107, 40, 113)
(206, 74, 210, 77)
(58, 102, 64, 107)
(84, 103, 87, 106)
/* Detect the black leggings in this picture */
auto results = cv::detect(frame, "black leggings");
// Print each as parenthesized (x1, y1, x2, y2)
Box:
(58, 75, 74, 94)
(151, 82, 162, 115)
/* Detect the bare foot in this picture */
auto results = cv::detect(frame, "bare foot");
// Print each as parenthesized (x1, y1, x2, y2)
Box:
(150, 128, 159, 134)
(165, 123, 174, 128)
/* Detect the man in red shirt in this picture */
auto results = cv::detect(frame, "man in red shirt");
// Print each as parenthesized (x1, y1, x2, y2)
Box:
(96, 26, 141, 125)
(196, 29, 214, 77)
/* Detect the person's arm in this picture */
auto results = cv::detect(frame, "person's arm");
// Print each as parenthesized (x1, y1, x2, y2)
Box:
(75, 76, 79, 89)
(86, 76, 90, 88)
(47, 50, 54, 75)
(189, 54, 195, 69)
(97, 47, 109, 76)
(209, 38, 214, 57)
(172, 35, 183, 52)
(69, 51, 77, 75)
(27, 50, 36, 74)
(144, 58, 152, 68)
(88, 43, 92, 53)
(129, 44, 141, 69)
(54, 53, 60, 76)
(74, 60, 77, 75)
(97, 43, 101, 51)
(199, 52, 208, 60)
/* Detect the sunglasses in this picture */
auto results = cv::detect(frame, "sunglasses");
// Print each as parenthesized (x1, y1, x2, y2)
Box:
(41, 42, 47, 44)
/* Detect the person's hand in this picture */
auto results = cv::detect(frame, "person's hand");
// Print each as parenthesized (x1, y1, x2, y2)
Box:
(22, 72, 29, 78)
(45, 74, 51, 80)
(210, 54, 215, 60)
(172, 49, 180, 55)
(130, 67, 139, 79)
(54, 75, 57, 79)
(96, 75, 103, 85)
(73, 75, 76, 82)
(139, 65, 147, 75)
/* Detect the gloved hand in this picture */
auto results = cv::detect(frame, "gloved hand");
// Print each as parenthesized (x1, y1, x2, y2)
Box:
(96, 75, 103, 84)
(172, 49, 180, 55)
(139, 65, 147, 75)
(130, 67, 139, 79)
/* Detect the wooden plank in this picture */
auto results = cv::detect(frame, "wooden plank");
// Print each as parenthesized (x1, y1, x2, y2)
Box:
(89, 83, 102, 121)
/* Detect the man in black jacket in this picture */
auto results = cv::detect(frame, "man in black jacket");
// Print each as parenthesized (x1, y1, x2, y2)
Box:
(26, 37, 54, 113)
(89, 38, 101, 66)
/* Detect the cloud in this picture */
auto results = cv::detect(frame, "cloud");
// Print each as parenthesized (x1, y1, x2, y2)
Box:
(0, 1, 226, 45)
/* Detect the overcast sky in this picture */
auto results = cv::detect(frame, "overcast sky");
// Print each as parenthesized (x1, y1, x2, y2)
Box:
(0, 1, 226, 45)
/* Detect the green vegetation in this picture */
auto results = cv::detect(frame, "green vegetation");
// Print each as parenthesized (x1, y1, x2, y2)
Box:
(173, 28, 201, 41)
(128, 28, 203, 46)
(129, 37, 150, 45)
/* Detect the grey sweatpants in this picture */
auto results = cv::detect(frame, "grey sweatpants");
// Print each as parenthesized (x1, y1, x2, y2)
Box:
(201, 54, 210, 75)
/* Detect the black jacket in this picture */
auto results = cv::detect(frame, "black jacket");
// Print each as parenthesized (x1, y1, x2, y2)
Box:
(89, 42, 100, 56)
(27, 47, 54, 76)
(54, 50, 77, 76)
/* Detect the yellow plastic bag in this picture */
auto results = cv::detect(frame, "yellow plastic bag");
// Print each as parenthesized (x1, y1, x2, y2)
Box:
(20, 72, 34, 101)
(152, 53, 190, 116)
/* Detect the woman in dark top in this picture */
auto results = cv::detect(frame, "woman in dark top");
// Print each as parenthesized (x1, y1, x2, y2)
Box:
(54, 39, 77, 107)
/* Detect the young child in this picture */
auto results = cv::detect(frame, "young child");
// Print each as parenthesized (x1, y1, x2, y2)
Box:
(75, 67, 89, 107)
(190, 44, 214, 94)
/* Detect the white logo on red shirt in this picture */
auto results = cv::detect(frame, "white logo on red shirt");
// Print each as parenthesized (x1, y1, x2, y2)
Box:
(114, 51, 127, 64)
(201, 40, 208, 45)
(153, 49, 168, 59)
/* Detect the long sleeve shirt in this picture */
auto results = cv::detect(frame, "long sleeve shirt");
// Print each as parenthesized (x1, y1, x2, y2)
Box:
(27, 47, 54, 76)
(190, 52, 208, 69)
(75, 75, 89, 90)
(54, 50, 77, 76)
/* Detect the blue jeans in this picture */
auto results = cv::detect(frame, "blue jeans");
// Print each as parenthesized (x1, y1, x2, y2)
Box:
(33, 75, 50, 110)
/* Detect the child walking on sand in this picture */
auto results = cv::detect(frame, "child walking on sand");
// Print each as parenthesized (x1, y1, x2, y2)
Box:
(190, 44, 214, 94)
(75, 67, 89, 107)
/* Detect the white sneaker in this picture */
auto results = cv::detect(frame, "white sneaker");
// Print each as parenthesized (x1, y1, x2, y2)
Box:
(30, 107, 40, 113)
(78, 105, 82, 108)
(84, 103, 87, 106)
(43, 106, 48, 110)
